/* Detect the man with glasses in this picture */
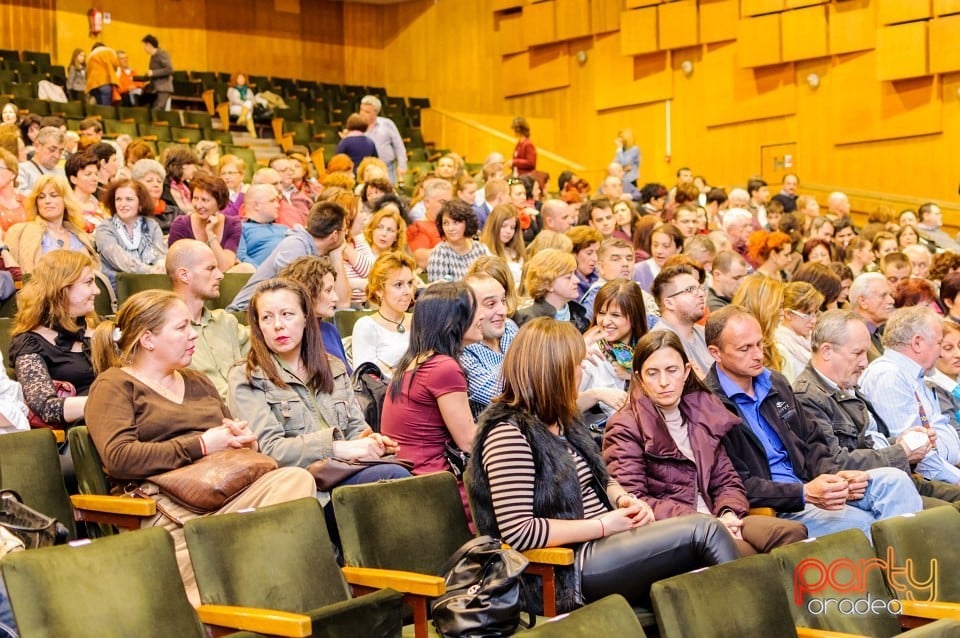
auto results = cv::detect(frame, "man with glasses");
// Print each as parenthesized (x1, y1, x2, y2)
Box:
(227, 201, 350, 312)
(16, 127, 65, 195)
(794, 310, 960, 505)
(649, 262, 712, 377)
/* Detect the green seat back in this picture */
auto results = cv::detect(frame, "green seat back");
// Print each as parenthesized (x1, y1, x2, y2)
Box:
(186, 498, 351, 611)
(208, 272, 253, 310)
(871, 508, 960, 603)
(67, 426, 110, 497)
(772, 529, 902, 637)
(652, 553, 797, 638)
(115, 273, 173, 308)
(186, 499, 404, 637)
(0, 429, 76, 539)
(333, 472, 471, 576)
(333, 309, 374, 340)
(523, 595, 645, 637)
(3, 527, 207, 638)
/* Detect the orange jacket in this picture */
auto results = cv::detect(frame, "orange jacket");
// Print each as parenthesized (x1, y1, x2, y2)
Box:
(85, 47, 119, 91)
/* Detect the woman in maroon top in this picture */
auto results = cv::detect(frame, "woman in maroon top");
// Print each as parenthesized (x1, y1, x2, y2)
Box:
(380, 281, 483, 516)
(167, 174, 243, 273)
(507, 116, 536, 177)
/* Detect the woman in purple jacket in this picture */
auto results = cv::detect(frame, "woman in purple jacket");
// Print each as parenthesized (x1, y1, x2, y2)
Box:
(603, 330, 807, 556)
(167, 174, 243, 273)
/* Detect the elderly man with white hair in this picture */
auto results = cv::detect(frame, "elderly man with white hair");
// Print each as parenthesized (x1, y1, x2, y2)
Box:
(902, 244, 933, 279)
(359, 94, 407, 184)
(721, 207, 754, 260)
(848, 272, 895, 361)
(827, 191, 851, 219)
(860, 306, 960, 485)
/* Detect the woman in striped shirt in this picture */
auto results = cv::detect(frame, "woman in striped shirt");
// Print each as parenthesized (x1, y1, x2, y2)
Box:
(466, 317, 739, 613)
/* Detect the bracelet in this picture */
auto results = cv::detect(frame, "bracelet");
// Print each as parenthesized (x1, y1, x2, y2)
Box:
(199, 436, 207, 456)
(615, 493, 631, 507)
(598, 518, 605, 538)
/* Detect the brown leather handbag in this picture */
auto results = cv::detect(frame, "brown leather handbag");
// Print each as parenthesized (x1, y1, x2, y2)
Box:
(150, 449, 278, 513)
(307, 456, 413, 491)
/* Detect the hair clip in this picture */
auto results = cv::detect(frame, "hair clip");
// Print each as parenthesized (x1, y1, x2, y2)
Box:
(112, 327, 122, 343)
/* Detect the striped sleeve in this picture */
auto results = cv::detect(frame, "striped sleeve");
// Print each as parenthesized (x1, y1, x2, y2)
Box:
(481, 422, 550, 550)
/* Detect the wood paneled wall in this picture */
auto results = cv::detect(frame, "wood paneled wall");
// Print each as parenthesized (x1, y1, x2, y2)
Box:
(2, 0, 957, 207)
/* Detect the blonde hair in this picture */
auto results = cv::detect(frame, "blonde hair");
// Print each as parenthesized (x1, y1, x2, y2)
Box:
(783, 281, 824, 316)
(731, 274, 785, 371)
(217, 153, 247, 176)
(366, 251, 416, 306)
(362, 206, 407, 253)
(481, 204, 526, 264)
(90, 290, 185, 374)
(524, 248, 576, 301)
(356, 156, 387, 183)
(526, 230, 573, 257)
(25, 175, 86, 231)
(13, 250, 97, 336)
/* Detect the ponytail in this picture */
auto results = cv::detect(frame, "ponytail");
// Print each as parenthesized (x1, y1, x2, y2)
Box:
(90, 319, 121, 375)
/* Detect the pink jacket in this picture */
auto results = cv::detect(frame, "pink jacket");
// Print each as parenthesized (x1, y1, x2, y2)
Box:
(603, 386, 749, 520)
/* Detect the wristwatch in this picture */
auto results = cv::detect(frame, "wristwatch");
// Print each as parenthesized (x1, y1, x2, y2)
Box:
(0, 245, 8, 254)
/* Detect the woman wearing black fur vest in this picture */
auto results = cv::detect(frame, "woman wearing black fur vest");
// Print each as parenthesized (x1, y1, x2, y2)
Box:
(466, 317, 739, 612)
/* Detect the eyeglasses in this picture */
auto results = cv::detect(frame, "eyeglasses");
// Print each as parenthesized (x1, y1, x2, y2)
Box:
(220, 170, 241, 176)
(788, 309, 817, 322)
(667, 284, 707, 298)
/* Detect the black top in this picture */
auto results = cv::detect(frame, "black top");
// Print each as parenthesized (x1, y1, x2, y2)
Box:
(9, 330, 95, 395)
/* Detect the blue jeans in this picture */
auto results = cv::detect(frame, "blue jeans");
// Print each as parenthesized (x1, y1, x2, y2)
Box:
(89, 85, 113, 106)
(779, 467, 922, 539)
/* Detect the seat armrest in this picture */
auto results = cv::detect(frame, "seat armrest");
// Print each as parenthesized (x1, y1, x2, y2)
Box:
(196, 604, 311, 638)
(70, 494, 156, 516)
(749, 507, 776, 517)
(501, 545, 574, 566)
(796, 628, 868, 638)
(341, 566, 445, 597)
(900, 600, 960, 621)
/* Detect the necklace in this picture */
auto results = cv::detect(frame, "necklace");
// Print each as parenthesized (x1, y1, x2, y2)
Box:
(378, 310, 406, 333)
(126, 368, 182, 403)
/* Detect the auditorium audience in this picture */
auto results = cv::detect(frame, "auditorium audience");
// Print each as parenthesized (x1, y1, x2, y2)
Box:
(168, 174, 244, 273)
(278, 256, 349, 371)
(515, 248, 589, 333)
(426, 199, 488, 283)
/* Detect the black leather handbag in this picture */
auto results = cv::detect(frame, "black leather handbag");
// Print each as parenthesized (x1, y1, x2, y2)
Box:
(431, 535, 533, 637)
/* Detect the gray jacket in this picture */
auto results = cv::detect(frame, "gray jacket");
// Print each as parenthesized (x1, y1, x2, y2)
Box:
(227, 355, 367, 471)
(792, 363, 910, 473)
(147, 49, 174, 93)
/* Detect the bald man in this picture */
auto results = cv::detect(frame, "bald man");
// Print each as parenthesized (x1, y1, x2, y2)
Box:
(541, 199, 575, 233)
(167, 240, 249, 401)
(238, 183, 285, 267)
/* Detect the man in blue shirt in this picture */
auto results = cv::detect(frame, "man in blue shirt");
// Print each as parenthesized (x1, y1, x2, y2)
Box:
(237, 184, 286, 267)
(703, 305, 921, 539)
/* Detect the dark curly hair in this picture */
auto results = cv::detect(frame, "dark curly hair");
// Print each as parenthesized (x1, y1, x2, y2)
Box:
(436, 198, 479, 239)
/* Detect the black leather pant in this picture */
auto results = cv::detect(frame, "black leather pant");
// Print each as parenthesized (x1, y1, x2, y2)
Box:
(580, 513, 740, 606)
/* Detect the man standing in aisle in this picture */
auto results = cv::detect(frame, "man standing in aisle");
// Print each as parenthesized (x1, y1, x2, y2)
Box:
(141, 35, 174, 111)
(360, 95, 407, 185)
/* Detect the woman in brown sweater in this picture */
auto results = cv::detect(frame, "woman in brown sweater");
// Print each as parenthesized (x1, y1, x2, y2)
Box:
(84, 289, 314, 605)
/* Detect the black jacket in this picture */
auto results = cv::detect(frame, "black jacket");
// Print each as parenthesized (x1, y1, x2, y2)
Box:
(514, 298, 590, 334)
(703, 364, 837, 512)
(792, 364, 910, 474)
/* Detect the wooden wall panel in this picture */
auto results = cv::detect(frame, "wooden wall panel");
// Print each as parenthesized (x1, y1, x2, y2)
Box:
(936, 0, 960, 15)
(781, 6, 828, 61)
(592, 33, 672, 110)
(703, 42, 795, 126)
(740, 0, 784, 16)
(876, 21, 928, 80)
(555, 0, 592, 41)
(502, 44, 571, 97)
(497, 11, 527, 55)
(658, 0, 699, 50)
(523, 1, 557, 47)
(737, 14, 782, 67)
(620, 7, 658, 55)
(829, 0, 876, 54)
(591, 0, 622, 34)
(930, 14, 960, 73)
(876, 0, 931, 24)
(699, 0, 739, 43)
(784, 0, 827, 7)
(492, 0, 524, 10)
(625, 0, 659, 7)
(0, 0, 55, 59)
(833, 50, 941, 144)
